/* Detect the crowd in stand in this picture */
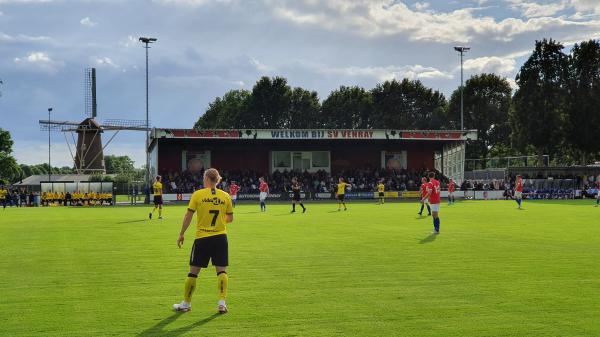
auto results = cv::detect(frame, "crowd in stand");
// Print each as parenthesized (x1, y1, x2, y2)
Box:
(159, 168, 449, 194)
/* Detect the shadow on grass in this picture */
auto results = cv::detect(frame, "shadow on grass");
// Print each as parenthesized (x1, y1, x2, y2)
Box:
(138, 312, 221, 337)
(117, 219, 148, 224)
(419, 233, 437, 244)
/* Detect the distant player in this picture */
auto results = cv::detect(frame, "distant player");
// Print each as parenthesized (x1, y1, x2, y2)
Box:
(149, 175, 163, 219)
(259, 177, 269, 212)
(336, 177, 351, 211)
(418, 177, 431, 216)
(0, 186, 7, 209)
(173, 168, 233, 314)
(289, 177, 306, 213)
(377, 180, 385, 204)
(514, 175, 523, 209)
(427, 172, 441, 234)
(229, 181, 239, 208)
(447, 179, 456, 205)
(595, 176, 600, 207)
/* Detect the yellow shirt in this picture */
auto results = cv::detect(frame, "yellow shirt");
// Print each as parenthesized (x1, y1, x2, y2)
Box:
(153, 181, 163, 196)
(0, 189, 6, 200)
(378, 183, 385, 192)
(188, 187, 233, 239)
(337, 182, 348, 195)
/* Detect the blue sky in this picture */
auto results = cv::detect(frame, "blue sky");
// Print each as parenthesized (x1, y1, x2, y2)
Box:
(1, 0, 599, 167)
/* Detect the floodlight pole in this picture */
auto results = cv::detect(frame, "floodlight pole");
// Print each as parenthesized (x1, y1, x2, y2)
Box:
(139, 36, 157, 204)
(454, 46, 470, 131)
(48, 107, 52, 182)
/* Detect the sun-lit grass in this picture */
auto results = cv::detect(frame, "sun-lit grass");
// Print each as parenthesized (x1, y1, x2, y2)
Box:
(1, 199, 599, 337)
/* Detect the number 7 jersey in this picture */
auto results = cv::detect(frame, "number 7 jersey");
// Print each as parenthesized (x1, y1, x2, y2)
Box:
(188, 187, 234, 239)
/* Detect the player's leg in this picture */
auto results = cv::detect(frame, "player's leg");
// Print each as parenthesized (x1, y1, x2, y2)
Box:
(215, 266, 228, 314)
(419, 201, 424, 215)
(431, 204, 440, 233)
(174, 238, 208, 312)
(213, 235, 229, 314)
(158, 204, 163, 219)
(426, 202, 431, 215)
(300, 200, 306, 212)
(596, 193, 599, 207)
(291, 201, 296, 213)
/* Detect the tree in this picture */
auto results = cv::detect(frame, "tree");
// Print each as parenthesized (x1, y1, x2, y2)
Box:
(245, 76, 292, 128)
(510, 39, 569, 166)
(194, 90, 251, 129)
(0, 128, 21, 184)
(322, 86, 373, 128)
(371, 79, 448, 130)
(104, 155, 136, 174)
(287, 87, 323, 128)
(566, 40, 600, 165)
(448, 74, 512, 160)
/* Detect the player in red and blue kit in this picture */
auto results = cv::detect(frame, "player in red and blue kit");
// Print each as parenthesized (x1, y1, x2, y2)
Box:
(418, 177, 431, 216)
(514, 175, 523, 209)
(447, 179, 456, 205)
(426, 172, 441, 234)
(229, 182, 239, 208)
(595, 177, 600, 207)
(259, 177, 269, 212)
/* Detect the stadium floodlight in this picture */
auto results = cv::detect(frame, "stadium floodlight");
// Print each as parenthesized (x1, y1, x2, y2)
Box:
(454, 46, 470, 131)
(48, 108, 53, 182)
(139, 36, 157, 204)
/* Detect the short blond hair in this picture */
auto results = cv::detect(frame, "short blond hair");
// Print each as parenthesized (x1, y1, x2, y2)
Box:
(204, 168, 222, 184)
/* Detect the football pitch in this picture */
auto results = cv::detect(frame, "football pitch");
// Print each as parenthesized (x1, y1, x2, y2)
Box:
(1, 200, 599, 337)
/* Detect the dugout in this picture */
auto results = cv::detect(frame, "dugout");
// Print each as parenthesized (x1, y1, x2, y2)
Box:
(149, 128, 477, 187)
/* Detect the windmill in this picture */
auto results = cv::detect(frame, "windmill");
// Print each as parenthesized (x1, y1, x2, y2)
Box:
(39, 68, 149, 174)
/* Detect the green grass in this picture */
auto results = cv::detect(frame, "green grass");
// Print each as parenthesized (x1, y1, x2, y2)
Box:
(1, 200, 599, 337)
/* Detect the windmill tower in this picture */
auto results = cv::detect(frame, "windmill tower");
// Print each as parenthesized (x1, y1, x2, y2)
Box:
(75, 68, 105, 173)
(40, 68, 149, 174)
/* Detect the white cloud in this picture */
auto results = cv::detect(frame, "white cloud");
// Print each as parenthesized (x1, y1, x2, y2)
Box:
(506, 0, 568, 18)
(569, 0, 600, 14)
(153, 0, 233, 6)
(0, 32, 52, 43)
(463, 56, 517, 76)
(80, 17, 97, 27)
(14, 51, 63, 73)
(270, 0, 600, 43)
(94, 56, 118, 68)
(414, 2, 430, 11)
(0, 0, 55, 3)
(294, 61, 452, 82)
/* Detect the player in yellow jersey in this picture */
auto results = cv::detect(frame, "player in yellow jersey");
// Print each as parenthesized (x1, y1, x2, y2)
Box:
(377, 180, 385, 204)
(173, 168, 234, 314)
(0, 186, 7, 209)
(336, 177, 352, 211)
(149, 176, 163, 219)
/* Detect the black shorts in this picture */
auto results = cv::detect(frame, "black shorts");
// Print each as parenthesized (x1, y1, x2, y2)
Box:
(379, 192, 384, 197)
(292, 193, 301, 202)
(338, 194, 345, 201)
(190, 234, 228, 268)
(153, 195, 163, 205)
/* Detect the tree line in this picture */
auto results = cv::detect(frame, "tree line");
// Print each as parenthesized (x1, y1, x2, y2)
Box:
(196, 38, 600, 167)
(2, 38, 600, 184)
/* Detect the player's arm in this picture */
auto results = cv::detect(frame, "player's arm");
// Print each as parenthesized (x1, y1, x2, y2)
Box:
(224, 195, 234, 223)
(177, 209, 195, 248)
(422, 188, 431, 202)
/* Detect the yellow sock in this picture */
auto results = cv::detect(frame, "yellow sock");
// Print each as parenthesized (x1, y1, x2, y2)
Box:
(159, 208, 162, 217)
(184, 274, 197, 303)
(217, 271, 228, 301)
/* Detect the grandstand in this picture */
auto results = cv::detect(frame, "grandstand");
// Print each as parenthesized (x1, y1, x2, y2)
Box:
(149, 128, 477, 200)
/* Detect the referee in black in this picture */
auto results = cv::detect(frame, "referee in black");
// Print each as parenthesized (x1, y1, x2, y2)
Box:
(290, 177, 306, 213)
